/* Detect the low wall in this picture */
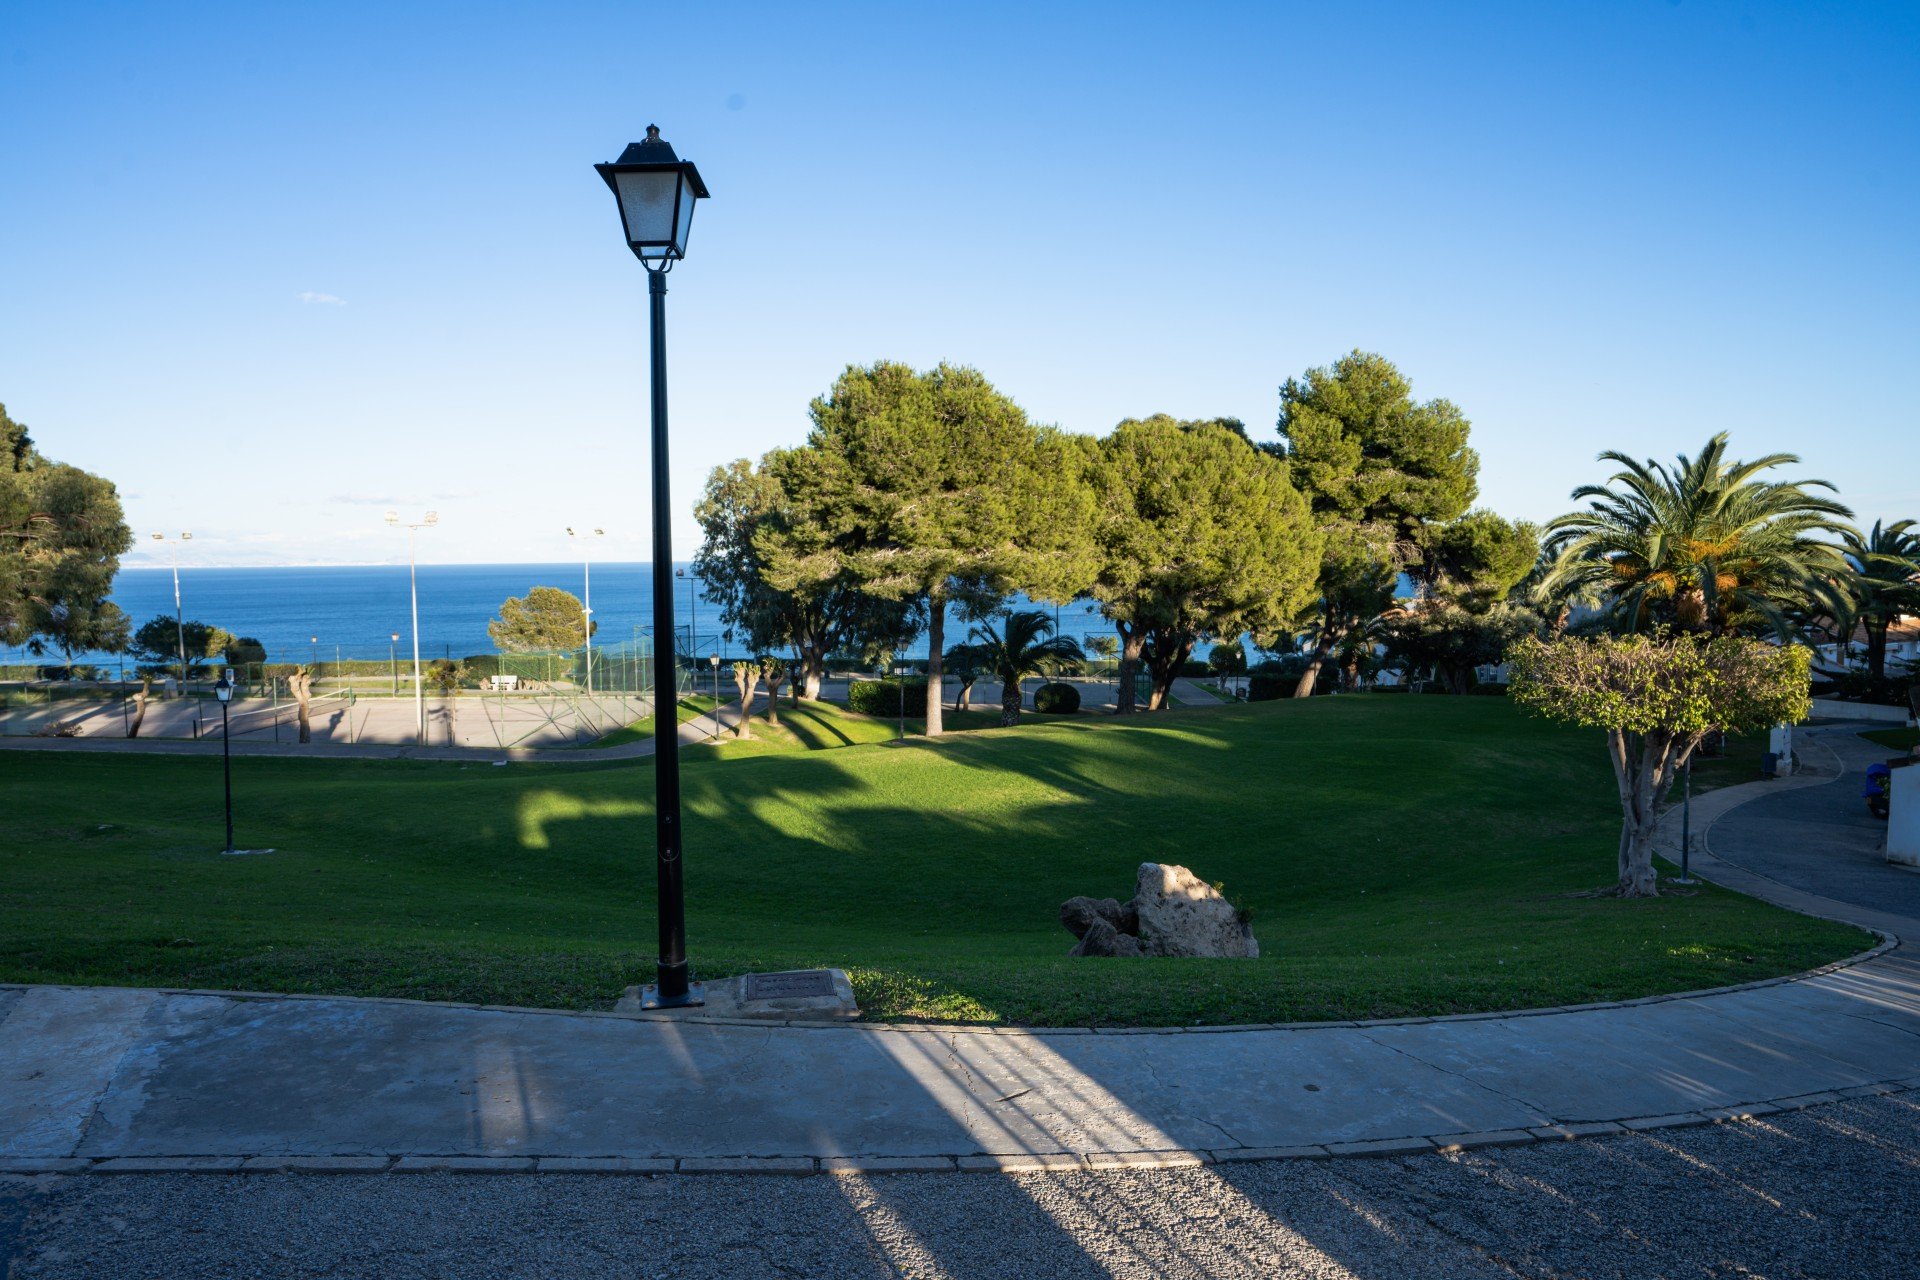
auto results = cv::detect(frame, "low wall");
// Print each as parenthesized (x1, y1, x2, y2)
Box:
(1811, 698, 1913, 724)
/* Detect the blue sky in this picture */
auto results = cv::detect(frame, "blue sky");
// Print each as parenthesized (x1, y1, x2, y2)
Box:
(2, 1, 1914, 567)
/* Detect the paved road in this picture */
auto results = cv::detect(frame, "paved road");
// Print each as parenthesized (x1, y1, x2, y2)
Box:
(4, 1093, 1916, 1278)
(1707, 724, 1920, 919)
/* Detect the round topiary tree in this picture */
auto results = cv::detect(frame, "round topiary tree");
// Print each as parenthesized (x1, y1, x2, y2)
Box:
(1506, 630, 1811, 897)
(1033, 682, 1081, 714)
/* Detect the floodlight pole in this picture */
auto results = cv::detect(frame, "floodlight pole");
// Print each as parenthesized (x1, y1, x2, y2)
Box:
(151, 533, 192, 695)
(386, 514, 436, 746)
(220, 687, 234, 854)
(408, 529, 424, 743)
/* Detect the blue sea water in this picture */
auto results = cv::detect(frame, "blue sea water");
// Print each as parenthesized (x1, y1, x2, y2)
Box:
(14, 564, 1131, 668)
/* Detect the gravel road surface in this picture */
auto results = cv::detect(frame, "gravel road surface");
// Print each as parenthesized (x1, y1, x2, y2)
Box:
(4, 1094, 1915, 1279)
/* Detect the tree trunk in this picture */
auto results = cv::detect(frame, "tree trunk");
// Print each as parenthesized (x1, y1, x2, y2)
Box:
(1144, 632, 1192, 712)
(1610, 729, 1696, 898)
(999, 670, 1022, 727)
(1115, 624, 1145, 715)
(126, 677, 151, 739)
(290, 669, 312, 744)
(1293, 645, 1330, 699)
(1866, 619, 1889, 680)
(797, 646, 826, 700)
(954, 677, 975, 712)
(730, 666, 760, 739)
(765, 671, 784, 725)
(1341, 653, 1362, 691)
(924, 587, 945, 737)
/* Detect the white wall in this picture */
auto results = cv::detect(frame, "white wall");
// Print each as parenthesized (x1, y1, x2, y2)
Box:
(1890, 765, 1920, 870)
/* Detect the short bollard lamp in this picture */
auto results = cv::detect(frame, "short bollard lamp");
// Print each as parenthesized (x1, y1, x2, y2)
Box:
(214, 671, 237, 855)
(598, 126, 710, 1009)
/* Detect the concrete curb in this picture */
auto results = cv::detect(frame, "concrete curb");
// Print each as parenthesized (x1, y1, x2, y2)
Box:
(2, 1082, 1901, 1180)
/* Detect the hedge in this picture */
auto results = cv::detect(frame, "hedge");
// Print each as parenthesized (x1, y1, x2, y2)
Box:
(848, 678, 928, 717)
(1033, 682, 1080, 714)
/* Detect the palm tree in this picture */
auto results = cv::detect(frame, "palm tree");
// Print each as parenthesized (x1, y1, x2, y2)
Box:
(1540, 433, 1854, 638)
(941, 641, 990, 712)
(1841, 519, 1920, 678)
(969, 610, 1084, 727)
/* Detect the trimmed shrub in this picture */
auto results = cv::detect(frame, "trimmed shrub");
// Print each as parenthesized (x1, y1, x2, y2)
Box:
(1033, 682, 1080, 714)
(848, 678, 928, 717)
(1829, 669, 1920, 707)
(1248, 655, 1336, 700)
(1247, 673, 1289, 702)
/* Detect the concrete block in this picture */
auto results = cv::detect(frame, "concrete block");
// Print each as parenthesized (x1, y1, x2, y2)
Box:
(536, 1157, 675, 1175)
(1772, 1091, 1843, 1110)
(1209, 1145, 1332, 1162)
(1837, 1083, 1900, 1099)
(1528, 1122, 1626, 1141)
(1430, 1129, 1535, 1151)
(956, 1153, 1086, 1173)
(391, 1156, 535, 1174)
(1619, 1112, 1711, 1132)
(241, 1156, 390, 1174)
(0, 1158, 92, 1175)
(1323, 1138, 1436, 1158)
(91, 1156, 244, 1174)
(617, 970, 859, 1022)
(819, 1156, 958, 1175)
(677, 1157, 815, 1175)
(1083, 1149, 1209, 1170)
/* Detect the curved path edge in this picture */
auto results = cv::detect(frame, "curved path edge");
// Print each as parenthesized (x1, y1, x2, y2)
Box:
(6, 735, 1919, 1176)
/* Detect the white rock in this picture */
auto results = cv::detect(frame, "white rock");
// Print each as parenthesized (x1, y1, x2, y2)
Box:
(1131, 863, 1259, 958)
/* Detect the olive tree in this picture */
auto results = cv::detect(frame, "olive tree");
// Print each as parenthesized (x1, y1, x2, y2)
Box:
(1506, 631, 1811, 897)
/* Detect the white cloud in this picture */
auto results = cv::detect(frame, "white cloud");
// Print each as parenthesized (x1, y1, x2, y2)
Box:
(297, 291, 346, 305)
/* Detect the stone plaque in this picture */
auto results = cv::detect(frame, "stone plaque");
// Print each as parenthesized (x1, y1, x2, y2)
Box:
(744, 970, 836, 1001)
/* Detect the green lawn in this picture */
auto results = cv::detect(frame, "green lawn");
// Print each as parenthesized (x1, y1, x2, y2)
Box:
(597, 694, 1024, 757)
(1679, 732, 1773, 795)
(579, 695, 720, 750)
(0, 697, 1867, 1026)
(1862, 727, 1918, 752)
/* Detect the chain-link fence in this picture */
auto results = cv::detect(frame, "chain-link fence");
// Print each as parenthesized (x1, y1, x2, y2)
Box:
(0, 633, 716, 747)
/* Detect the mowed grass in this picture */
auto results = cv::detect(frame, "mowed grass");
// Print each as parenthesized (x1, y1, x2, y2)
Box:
(1863, 727, 1918, 752)
(597, 693, 1030, 757)
(0, 697, 1867, 1025)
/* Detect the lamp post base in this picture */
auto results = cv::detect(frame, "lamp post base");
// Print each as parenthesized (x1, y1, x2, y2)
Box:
(635, 981, 706, 1010)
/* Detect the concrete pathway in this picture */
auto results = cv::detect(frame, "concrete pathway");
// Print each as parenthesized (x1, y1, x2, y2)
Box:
(0, 696, 760, 764)
(5, 726, 1920, 1177)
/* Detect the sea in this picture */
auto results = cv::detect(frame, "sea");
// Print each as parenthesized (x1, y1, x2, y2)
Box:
(9, 564, 1137, 669)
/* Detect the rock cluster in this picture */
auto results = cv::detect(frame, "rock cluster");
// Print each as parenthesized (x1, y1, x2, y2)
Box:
(1060, 863, 1259, 959)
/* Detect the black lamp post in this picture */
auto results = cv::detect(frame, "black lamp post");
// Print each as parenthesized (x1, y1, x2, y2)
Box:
(893, 663, 912, 740)
(215, 671, 236, 855)
(598, 125, 709, 1009)
(709, 652, 722, 741)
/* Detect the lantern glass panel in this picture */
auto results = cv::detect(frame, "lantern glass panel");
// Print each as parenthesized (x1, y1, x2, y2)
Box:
(673, 173, 697, 253)
(614, 170, 682, 255)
